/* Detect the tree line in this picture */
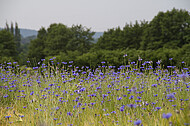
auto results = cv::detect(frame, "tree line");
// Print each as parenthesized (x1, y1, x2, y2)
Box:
(0, 8, 190, 68)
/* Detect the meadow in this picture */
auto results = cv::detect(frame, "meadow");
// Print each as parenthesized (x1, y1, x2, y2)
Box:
(0, 58, 189, 126)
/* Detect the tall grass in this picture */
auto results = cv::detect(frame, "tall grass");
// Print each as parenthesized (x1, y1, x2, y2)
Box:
(0, 59, 189, 126)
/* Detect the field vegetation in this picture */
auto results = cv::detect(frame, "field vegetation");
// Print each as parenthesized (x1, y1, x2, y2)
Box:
(0, 58, 189, 125)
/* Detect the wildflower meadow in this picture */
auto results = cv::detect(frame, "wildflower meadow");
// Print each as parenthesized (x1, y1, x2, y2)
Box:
(0, 58, 189, 126)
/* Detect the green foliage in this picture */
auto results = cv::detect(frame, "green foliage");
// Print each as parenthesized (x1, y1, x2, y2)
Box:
(179, 44, 190, 65)
(28, 23, 95, 66)
(0, 22, 23, 63)
(0, 29, 17, 62)
(28, 27, 47, 61)
(67, 24, 95, 54)
(141, 8, 190, 50)
(44, 23, 72, 56)
(95, 27, 123, 50)
(95, 20, 148, 51)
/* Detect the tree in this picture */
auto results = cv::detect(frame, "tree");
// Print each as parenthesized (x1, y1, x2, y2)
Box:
(0, 29, 17, 62)
(95, 20, 147, 50)
(5, 22, 9, 31)
(67, 24, 95, 54)
(123, 20, 148, 50)
(11, 22, 14, 35)
(28, 27, 47, 61)
(14, 22, 21, 53)
(44, 23, 72, 56)
(95, 27, 123, 50)
(141, 8, 190, 50)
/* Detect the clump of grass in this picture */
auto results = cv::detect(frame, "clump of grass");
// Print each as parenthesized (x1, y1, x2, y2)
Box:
(0, 59, 189, 126)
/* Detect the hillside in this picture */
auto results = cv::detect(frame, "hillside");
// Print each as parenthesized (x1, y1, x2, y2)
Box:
(1, 27, 103, 40)
(93, 32, 103, 39)
(20, 28, 38, 38)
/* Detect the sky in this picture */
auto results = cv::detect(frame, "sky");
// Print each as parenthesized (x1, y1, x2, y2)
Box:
(0, 0, 190, 32)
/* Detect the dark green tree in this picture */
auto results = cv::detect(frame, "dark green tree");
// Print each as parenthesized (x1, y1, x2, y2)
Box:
(28, 27, 47, 61)
(0, 29, 17, 62)
(141, 8, 190, 50)
(67, 24, 95, 54)
(14, 22, 21, 53)
(11, 22, 14, 35)
(5, 22, 9, 32)
(95, 27, 123, 50)
(123, 20, 148, 49)
(44, 23, 72, 56)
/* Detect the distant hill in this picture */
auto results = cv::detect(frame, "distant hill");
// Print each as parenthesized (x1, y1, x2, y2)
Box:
(92, 32, 104, 43)
(20, 28, 38, 38)
(93, 32, 103, 39)
(0, 27, 38, 38)
(0, 27, 103, 42)
(19, 29, 103, 39)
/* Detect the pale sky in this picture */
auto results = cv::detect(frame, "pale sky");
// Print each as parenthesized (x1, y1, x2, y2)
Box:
(0, 0, 190, 32)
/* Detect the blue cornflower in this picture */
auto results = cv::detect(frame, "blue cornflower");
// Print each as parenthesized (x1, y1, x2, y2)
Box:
(123, 54, 127, 57)
(62, 62, 67, 64)
(154, 94, 158, 97)
(5, 115, 11, 119)
(178, 73, 189, 81)
(105, 113, 109, 116)
(30, 91, 34, 95)
(151, 84, 157, 87)
(3, 94, 9, 98)
(19, 115, 24, 118)
(134, 120, 142, 125)
(120, 108, 124, 111)
(7, 62, 12, 65)
(184, 123, 189, 125)
(111, 111, 116, 114)
(135, 100, 141, 103)
(69, 61, 73, 64)
(162, 113, 172, 119)
(127, 104, 137, 108)
(33, 67, 38, 70)
(155, 107, 161, 110)
(101, 61, 105, 64)
(129, 95, 134, 99)
(54, 118, 58, 120)
(67, 112, 72, 116)
(166, 93, 175, 99)
(117, 97, 122, 100)
(137, 96, 141, 99)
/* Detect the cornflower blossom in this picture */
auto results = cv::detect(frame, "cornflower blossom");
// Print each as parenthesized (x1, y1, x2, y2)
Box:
(127, 104, 137, 108)
(178, 73, 189, 81)
(162, 113, 172, 119)
(134, 120, 142, 125)
(123, 54, 127, 57)
(5, 116, 11, 119)
(155, 107, 161, 110)
(166, 93, 175, 100)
